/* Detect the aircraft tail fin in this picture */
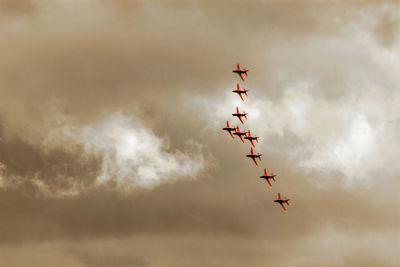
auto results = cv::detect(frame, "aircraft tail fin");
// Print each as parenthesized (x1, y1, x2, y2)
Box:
(244, 69, 248, 76)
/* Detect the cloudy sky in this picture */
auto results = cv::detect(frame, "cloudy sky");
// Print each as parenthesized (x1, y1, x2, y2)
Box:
(0, 0, 399, 266)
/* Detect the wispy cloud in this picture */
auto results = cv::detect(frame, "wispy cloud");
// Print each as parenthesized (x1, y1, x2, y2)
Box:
(46, 113, 205, 187)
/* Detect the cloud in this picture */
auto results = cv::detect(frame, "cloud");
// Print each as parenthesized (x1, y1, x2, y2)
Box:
(291, 226, 400, 266)
(45, 113, 205, 187)
(0, 0, 36, 17)
(0, 161, 7, 187)
(200, 26, 400, 184)
(0, 1, 398, 267)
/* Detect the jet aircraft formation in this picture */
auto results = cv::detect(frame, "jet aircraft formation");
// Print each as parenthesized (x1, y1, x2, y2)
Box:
(222, 63, 291, 211)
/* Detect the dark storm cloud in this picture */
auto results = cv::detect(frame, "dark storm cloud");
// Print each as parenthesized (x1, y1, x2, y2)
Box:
(0, 1, 398, 267)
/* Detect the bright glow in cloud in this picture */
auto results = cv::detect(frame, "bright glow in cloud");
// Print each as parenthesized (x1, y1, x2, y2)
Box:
(198, 31, 400, 184)
(331, 115, 376, 167)
(46, 113, 205, 187)
(209, 83, 392, 183)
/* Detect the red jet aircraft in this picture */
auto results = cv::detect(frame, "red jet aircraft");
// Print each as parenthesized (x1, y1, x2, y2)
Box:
(246, 147, 262, 166)
(232, 83, 248, 101)
(222, 120, 236, 138)
(244, 130, 259, 147)
(232, 106, 248, 124)
(233, 126, 247, 143)
(274, 192, 290, 211)
(259, 168, 276, 186)
(232, 63, 249, 81)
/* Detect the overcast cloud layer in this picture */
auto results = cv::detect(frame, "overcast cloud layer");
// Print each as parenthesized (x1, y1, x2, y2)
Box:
(0, 1, 399, 266)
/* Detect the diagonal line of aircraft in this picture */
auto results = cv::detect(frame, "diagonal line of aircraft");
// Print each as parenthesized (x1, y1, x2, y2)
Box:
(221, 63, 291, 211)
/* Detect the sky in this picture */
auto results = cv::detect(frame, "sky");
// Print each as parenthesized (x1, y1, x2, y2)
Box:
(0, 0, 399, 266)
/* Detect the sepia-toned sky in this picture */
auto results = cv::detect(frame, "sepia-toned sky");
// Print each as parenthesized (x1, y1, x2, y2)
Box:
(0, 1, 399, 266)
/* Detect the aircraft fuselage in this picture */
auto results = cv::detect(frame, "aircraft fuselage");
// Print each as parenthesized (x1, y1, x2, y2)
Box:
(274, 199, 289, 204)
(232, 90, 247, 94)
(223, 127, 236, 132)
(246, 154, 261, 159)
(232, 70, 247, 75)
(260, 175, 275, 179)
(233, 132, 246, 137)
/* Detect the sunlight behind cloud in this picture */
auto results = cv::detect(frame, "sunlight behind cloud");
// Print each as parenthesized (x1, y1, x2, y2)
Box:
(209, 82, 395, 183)
(47, 113, 205, 187)
(199, 29, 400, 184)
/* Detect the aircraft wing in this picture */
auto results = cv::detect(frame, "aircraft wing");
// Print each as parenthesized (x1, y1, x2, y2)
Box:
(239, 93, 244, 101)
(280, 203, 286, 211)
(267, 179, 271, 187)
(249, 140, 255, 148)
(229, 131, 234, 138)
(239, 135, 244, 143)
(238, 117, 244, 124)
(239, 73, 244, 81)
(252, 158, 258, 166)
(237, 63, 240, 70)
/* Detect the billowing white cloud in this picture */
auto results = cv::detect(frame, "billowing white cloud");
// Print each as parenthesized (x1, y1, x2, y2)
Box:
(198, 28, 400, 184)
(46, 113, 205, 187)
